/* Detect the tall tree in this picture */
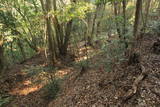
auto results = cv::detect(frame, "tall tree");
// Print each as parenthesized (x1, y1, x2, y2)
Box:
(113, 1, 122, 37)
(122, 0, 128, 48)
(95, 2, 106, 37)
(128, 0, 143, 64)
(143, 0, 151, 32)
(133, 0, 142, 39)
(46, 0, 56, 64)
(122, 0, 126, 36)
(52, 0, 76, 56)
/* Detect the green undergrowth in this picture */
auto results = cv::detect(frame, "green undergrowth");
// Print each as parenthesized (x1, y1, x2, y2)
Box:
(21, 64, 62, 100)
(43, 78, 62, 101)
(0, 95, 12, 107)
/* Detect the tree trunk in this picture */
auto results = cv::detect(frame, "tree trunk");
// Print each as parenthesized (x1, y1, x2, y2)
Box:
(96, 3, 106, 37)
(46, 0, 56, 65)
(143, 0, 151, 32)
(52, 16, 64, 55)
(122, 0, 126, 35)
(59, 0, 76, 56)
(114, 1, 122, 37)
(90, 5, 99, 40)
(128, 0, 143, 65)
(53, 0, 75, 56)
(60, 20, 73, 56)
(122, 0, 128, 48)
(133, 0, 142, 39)
(0, 38, 4, 72)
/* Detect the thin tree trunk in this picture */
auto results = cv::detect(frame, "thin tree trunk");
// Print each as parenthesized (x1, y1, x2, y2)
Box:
(143, 0, 151, 32)
(96, 3, 106, 37)
(0, 37, 4, 72)
(128, 0, 143, 63)
(122, 0, 126, 35)
(133, 0, 142, 39)
(53, 0, 75, 56)
(46, 0, 56, 65)
(114, 1, 122, 37)
(61, 20, 73, 55)
(122, 0, 128, 48)
(90, 5, 99, 40)
(59, 0, 76, 56)
(52, 16, 64, 53)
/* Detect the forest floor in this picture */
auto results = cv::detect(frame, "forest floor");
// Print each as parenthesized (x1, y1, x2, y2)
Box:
(0, 52, 76, 107)
(48, 34, 160, 107)
(0, 34, 160, 107)
(0, 42, 95, 107)
(0, 53, 51, 107)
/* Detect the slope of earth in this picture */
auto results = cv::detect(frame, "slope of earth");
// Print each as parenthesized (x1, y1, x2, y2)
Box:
(48, 34, 160, 107)
(0, 52, 74, 107)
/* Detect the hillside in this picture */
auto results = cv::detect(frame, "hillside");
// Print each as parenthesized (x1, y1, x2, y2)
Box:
(0, 0, 160, 107)
(48, 34, 160, 107)
(0, 33, 160, 107)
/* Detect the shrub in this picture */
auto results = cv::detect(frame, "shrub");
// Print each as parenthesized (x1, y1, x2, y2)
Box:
(43, 78, 61, 100)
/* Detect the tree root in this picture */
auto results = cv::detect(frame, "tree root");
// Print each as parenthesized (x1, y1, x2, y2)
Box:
(120, 65, 147, 104)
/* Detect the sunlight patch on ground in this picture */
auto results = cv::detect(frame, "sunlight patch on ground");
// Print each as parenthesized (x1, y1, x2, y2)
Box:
(10, 84, 43, 95)
(23, 80, 32, 86)
(75, 46, 96, 62)
(55, 68, 72, 78)
(76, 56, 88, 62)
